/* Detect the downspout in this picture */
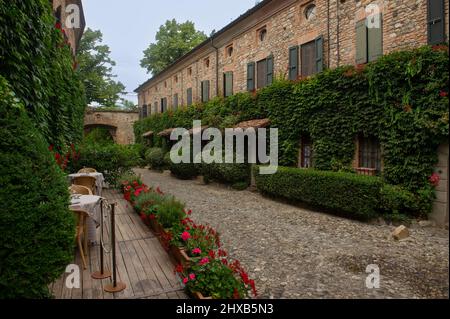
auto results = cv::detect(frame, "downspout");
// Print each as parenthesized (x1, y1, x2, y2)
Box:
(336, 0, 341, 67)
(327, 0, 331, 68)
(211, 37, 220, 98)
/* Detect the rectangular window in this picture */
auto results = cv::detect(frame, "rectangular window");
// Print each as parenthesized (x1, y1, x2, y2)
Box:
(289, 46, 299, 81)
(187, 88, 193, 106)
(201, 80, 210, 103)
(173, 94, 179, 111)
(153, 102, 158, 114)
(161, 98, 167, 113)
(300, 136, 313, 168)
(142, 104, 148, 118)
(257, 59, 267, 89)
(301, 40, 316, 77)
(224, 72, 233, 97)
(428, 0, 446, 45)
(358, 136, 381, 172)
(247, 62, 255, 91)
(356, 14, 383, 64)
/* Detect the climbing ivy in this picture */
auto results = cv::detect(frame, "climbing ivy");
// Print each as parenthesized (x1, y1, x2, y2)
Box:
(134, 45, 448, 197)
(0, 0, 86, 150)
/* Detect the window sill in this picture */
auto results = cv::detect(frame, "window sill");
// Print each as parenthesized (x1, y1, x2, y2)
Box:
(356, 167, 378, 176)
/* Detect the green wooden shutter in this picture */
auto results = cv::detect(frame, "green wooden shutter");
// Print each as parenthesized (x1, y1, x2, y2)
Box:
(428, 0, 446, 45)
(315, 35, 324, 73)
(355, 19, 368, 64)
(224, 72, 233, 97)
(187, 88, 192, 106)
(368, 13, 383, 62)
(173, 94, 178, 110)
(266, 55, 274, 85)
(202, 81, 210, 102)
(247, 62, 255, 91)
(288, 46, 299, 80)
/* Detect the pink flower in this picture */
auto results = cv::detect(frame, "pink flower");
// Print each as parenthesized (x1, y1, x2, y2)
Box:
(192, 248, 202, 255)
(199, 257, 209, 266)
(181, 231, 191, 241)
(182, 278, 188, 284)
(189, 273, 196, 280)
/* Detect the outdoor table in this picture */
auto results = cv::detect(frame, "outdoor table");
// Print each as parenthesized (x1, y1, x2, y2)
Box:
(69, 195, 102, 244)
(68, 172, 105, 196)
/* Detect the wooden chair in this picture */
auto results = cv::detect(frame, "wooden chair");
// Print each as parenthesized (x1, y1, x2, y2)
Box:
(78, 167, 97, 173)
(72, 210, 89, 269)
(69, 184, 92, 195)
(72, 176, 96, 195)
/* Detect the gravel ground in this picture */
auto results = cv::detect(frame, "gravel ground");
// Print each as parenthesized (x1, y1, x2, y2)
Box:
(135, 168, 449, 299)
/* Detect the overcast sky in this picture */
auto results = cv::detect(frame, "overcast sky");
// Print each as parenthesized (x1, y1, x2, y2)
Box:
(83, 0, 258, 104)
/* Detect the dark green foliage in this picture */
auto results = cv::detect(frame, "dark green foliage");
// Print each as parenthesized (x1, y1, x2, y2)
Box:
(83, 127, 114, 145)
(0, 77, 75, 298)
(168, 161, 199, 180)
(202, 161, 251, 187)
(255, 166, 383, 220)
(72, 143, 141, 186)
(157, 198, 186, 229)
(145, 148, 167, 170)
(0, 0, 86, 150)
(134, 46, 448, 214)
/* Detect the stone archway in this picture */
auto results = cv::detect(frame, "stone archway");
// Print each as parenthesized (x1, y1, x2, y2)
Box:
(83, 109, 139, 145)
(84, 124, 118, 143)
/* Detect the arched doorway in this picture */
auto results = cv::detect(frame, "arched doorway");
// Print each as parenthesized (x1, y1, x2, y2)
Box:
(83, 124, 118, 143)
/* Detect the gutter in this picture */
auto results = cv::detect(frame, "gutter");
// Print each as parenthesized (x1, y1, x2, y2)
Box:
(211, 37, 220, 97)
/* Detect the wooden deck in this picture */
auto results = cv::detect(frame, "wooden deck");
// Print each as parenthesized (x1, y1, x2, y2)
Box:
(51, 189, 187, 299)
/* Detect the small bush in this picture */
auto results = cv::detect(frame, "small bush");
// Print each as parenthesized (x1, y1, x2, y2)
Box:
(146, 148, 166, 170)
(202, 161, 251, 187)
(380, 184, 434, 217)
(157, 198, 186, 229)
(134, 191, 167, 213)
(0, 77, 75, 298)
(255, 166, 383, 219)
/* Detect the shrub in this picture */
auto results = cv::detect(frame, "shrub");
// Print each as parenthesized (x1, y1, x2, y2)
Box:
(145, 148, 166, 170)
(255, 166, 383, 219)
(202, 161, 251, 188)
(0, 76, 75, 298)
(73, 143, 139, 186)
(157, 198, 186, 229)
(380, 184, 434, 217)
(134, 191, 167, 214)
(83, 127, 114, 145)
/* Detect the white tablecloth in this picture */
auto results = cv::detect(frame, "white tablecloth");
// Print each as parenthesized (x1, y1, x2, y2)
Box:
(70, 195, 102, 243)
(68, 172, 105, 196)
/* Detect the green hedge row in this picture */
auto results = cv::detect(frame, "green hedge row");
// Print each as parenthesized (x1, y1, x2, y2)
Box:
(0, 76, 75, 298)
(254, 166, 432, 219)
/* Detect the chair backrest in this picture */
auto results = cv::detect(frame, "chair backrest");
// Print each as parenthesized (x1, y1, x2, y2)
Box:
(78, 167, 97, 173)
(72, 176, 96, 194)
(69, 185, 92, 195)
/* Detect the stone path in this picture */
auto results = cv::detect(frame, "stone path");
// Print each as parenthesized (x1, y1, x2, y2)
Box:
(135, 169, 449, 299)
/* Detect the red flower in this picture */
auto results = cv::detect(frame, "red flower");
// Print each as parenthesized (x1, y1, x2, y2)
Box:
(48, 145, 54, 152)
(182, 278, 188, 285)
(199, 257, 209, 266)
(192, 248, 202, 255)
(181, 231, 191, 241)
(440, 91, 448, 97)
(218, 249, 227, 257)
(429, 172, 440, 187)
(233, 288, 240, 299)
(174, 264, 184, 274)
(55, 22, 62, 29)
(249, 279, 257, 297)
(189, 273, 196, 280)
(208, 250, 216, 259)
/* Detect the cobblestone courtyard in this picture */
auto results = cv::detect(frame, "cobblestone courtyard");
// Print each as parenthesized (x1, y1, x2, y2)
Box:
(135, 169, 449, 299)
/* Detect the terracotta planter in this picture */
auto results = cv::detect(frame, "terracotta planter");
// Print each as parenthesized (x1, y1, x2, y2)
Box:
(192, 291, 213, 300)
(170, 245, 191, 267)
(149, 218, 161, 235)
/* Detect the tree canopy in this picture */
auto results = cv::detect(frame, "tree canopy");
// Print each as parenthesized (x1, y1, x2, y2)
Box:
(77, 28, 125, 107)
(140, 19, 207, 75)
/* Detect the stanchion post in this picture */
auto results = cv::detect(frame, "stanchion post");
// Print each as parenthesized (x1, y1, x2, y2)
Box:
(104, 202, 126, 293)
(92, 199, 111, 280)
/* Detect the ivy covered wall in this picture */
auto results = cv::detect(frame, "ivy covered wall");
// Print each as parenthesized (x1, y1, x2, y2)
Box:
(0, 0, 86, 150)
(135, 46, 449, 198)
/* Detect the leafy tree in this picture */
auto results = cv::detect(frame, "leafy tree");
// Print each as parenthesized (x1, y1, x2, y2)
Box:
(140, 19, 207, 74)
(78, 28, 125, 107)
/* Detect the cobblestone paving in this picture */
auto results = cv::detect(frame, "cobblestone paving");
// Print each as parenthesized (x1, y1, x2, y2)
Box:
(135, 169, 449, 299)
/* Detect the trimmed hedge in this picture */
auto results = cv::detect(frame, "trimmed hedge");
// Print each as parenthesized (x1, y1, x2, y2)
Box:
(0, 76, 75, 298)
(255, 166, 383, 219)
(145, 147, 166, 170)
(202, 161, 251, 189)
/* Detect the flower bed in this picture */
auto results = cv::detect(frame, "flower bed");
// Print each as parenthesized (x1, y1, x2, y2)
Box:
(119, 174, 257, 299)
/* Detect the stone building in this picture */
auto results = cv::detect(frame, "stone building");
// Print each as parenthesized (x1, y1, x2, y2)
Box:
(51, 0, 86, 55)
(135, 0, 448, 112)
(135, 0, 449, 225)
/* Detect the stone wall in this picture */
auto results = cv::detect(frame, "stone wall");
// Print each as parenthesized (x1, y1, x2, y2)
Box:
(431, 143, 449, 226)
(84, 110, 139, 145)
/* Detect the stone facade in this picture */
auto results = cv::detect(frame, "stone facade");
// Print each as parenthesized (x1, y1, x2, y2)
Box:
(431, 143, 449, 226)
(51, 0, 86, 55)
(136, 0, 449, 110)
(135, 0, 449, 225)
(84, 110, 140, 145)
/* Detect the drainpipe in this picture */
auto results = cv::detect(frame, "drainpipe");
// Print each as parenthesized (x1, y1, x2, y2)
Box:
(336, 0, 341, 67)
(327, 0, 331, 68)
(211, 37, 220, 98)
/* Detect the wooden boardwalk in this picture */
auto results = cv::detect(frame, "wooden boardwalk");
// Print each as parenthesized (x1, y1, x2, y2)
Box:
(51, 189, 187, 299)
